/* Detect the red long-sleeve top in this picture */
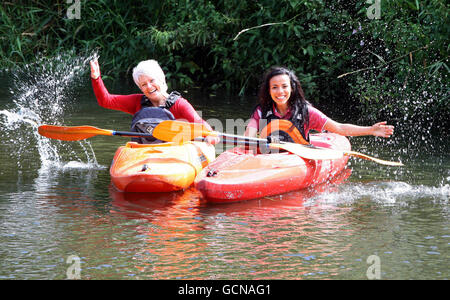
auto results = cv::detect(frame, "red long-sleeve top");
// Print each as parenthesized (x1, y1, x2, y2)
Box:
(91, 77, 212, 130)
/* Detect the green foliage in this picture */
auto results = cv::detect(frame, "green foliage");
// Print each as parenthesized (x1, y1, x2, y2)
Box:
(347, 0, 449, 134)
(0, 0, 448, 132)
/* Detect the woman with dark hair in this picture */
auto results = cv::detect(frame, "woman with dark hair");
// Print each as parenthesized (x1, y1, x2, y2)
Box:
(244, 66, 394, 142)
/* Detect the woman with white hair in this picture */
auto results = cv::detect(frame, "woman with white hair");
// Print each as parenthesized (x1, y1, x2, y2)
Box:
(90, 59, 218, 144)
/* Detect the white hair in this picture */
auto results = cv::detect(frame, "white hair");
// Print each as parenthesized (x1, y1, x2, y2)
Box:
(132, 60, 168, 93)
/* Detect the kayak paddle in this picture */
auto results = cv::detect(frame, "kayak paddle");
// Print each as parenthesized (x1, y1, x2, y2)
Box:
(38, 125, 155, 141)
(153, 121, 344, 160)
(153, 120, 403, 166)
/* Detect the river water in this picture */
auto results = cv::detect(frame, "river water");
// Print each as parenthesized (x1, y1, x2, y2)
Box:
(0, 58, 448, 280)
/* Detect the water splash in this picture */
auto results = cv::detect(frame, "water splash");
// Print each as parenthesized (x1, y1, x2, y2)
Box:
(0, 51, 104, 172)
(307, 180, 449, 207)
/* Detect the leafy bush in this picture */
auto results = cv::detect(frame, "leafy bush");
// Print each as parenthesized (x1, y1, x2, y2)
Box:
(0, 0, 447, 133)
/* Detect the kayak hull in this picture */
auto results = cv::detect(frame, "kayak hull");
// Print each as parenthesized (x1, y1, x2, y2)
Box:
(194, 133, 350, 203)
(110, 141, 215, 193)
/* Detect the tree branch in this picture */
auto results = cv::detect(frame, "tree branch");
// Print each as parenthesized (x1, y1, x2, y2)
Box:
(337, 43, 432, 79)
(233, 14, 301, 41)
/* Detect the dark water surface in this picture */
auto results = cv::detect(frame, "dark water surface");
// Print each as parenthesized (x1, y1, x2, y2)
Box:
(0, 65, 448, 280)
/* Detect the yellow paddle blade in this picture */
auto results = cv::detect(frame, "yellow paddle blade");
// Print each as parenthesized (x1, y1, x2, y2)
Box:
(153, 120, 217, 143)
(38, 125, 114, 141)
(344, 150, 404, 166)
(270, 143, 403, 166)
(270, 143, 344, 160)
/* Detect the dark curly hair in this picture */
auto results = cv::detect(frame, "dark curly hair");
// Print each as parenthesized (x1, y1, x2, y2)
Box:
(258, 66, 310, 139)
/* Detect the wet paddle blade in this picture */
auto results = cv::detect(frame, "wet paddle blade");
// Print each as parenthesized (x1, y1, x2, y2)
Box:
(153, 120, 216, 143)
(38, 125, 114, 141)
(344, 150, 404, 166)
(270, 143, 344, 160)
(272, 143, 403, 165)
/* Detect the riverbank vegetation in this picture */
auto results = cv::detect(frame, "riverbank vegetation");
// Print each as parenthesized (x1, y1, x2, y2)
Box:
(1, 0, 448, 134)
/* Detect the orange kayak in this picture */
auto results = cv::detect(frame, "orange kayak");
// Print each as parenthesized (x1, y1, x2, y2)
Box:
(195, 133, 350, 203)
(110, 141, 215, 192)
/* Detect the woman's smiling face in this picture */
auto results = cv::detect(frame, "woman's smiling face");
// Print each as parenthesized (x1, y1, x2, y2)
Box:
(269, 74, 291, 107)
(138, 74, 165, 101)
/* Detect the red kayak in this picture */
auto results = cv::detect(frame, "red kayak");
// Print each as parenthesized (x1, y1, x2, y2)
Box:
(194, 133, 350, 203)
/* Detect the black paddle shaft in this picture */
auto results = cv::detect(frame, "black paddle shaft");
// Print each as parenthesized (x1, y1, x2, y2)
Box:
(113, 130, 154, 138)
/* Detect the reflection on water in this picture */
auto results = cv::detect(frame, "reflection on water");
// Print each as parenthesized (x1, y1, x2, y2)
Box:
(104, 166, 448, 280)
(108, 171, 355, 279)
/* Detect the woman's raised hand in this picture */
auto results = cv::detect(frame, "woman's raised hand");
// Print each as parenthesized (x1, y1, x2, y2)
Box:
(90, 59, 101, 80)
